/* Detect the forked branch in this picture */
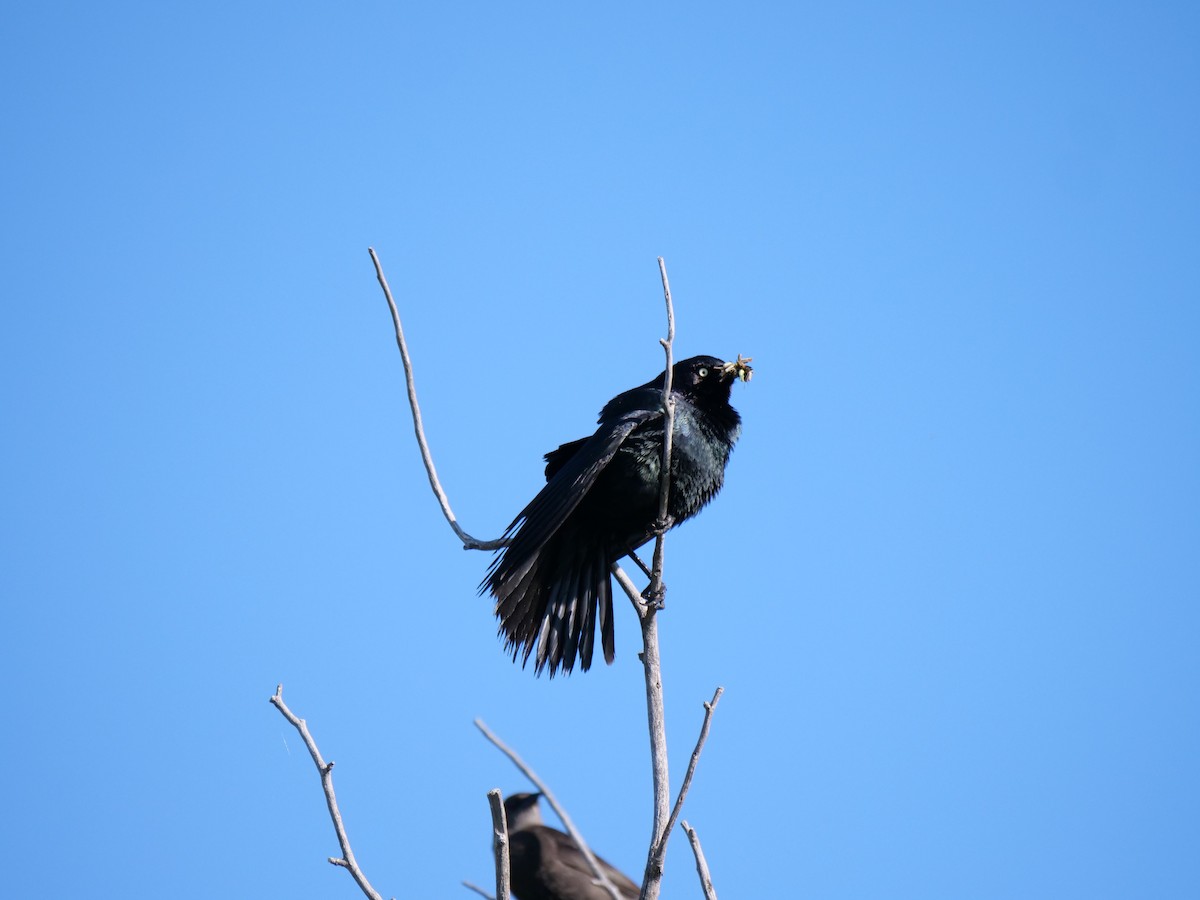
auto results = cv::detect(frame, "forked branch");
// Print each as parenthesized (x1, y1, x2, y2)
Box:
(269, 685, 387, 900)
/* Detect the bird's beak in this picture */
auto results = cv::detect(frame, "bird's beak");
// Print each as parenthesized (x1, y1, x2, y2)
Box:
(720, 354, 754, 383)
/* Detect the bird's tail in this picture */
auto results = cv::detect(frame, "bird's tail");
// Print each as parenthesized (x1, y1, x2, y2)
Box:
(489, 540, 615, 677)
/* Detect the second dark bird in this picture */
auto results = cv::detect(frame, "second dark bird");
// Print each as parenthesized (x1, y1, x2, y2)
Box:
(483, 354, 751, 676)
(504, 792, 640, 900)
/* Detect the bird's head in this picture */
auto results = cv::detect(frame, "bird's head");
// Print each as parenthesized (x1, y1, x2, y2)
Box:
(672, 354, 753, 401)
(503, 792, 546, 830)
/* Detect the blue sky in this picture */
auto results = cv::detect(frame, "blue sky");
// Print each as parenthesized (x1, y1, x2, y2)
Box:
(3, 2, 1198, 898)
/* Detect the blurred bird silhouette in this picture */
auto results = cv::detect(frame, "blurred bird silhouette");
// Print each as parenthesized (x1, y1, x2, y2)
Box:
(483, 355, 751, 676)
(503, 792, 640, 900)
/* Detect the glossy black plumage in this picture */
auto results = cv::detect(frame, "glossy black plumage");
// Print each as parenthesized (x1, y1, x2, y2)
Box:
(503, 792, 640, 900)
(483, 355, 748, 676)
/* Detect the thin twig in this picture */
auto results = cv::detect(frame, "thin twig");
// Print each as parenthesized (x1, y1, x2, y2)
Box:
(682, 821, 718, 900)
(647, 255, 677, 602)
(474, 719, 627, 900)
(269, 685, 387, 900)
(659, 688, 723, 855)
(487, 789, 511, 900)
(368, 247, 505, 551)
(462, 882, 494, 899)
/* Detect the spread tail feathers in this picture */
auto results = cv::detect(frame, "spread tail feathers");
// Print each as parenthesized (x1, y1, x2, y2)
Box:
(489, 539, 615, 676)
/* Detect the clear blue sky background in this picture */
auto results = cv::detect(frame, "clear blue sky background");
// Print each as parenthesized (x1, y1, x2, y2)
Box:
(3, 3, 1198, 898)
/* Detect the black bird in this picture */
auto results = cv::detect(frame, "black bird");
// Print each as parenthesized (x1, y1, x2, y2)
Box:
(504, 792, 640, 900)
(484, 354, 751, 676)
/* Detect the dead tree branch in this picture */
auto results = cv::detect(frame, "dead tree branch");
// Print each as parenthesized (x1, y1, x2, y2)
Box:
(488, 788, 512, 900)
(682, 821, 718, 900)
(461, 788, 510, 900)
(269, 685, 388, 900)
(368, 247, 504, 551)
(474, 719, 627, 900)
(660, 687, 724, 857)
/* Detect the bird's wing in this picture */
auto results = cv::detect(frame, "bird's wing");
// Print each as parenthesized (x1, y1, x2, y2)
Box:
(497, 401, 663, 564)
(598, 384, 666, 422)
(543, 383, 667, 482)
(543, 436, 592, 481)
(538, 827, 642, 898)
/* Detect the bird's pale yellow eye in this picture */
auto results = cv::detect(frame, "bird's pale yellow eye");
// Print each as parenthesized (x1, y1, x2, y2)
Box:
(698, 366, 709, 377)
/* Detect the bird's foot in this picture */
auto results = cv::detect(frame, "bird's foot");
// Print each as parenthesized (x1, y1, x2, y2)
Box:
(641, 583, 667, 610)
(652, 514, 675, 536)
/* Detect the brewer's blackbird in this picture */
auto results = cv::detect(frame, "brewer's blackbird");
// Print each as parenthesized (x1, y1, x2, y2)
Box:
(484, 354, 751, 676)
(503, 792, 640, 900)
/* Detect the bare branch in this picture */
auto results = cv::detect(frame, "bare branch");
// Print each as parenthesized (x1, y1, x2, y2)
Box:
(487, 789, 511, 900)
(612, 563, 646, 612)
(646, 255, 677, 604)
(659, 688, 724, 853)
(368, 247, 505, 551)
(269, 685, 386, 900)
(634, 257, 677, 900)
(681, 821, 718, 900)
(461, 787, 511, 900)
(474, 719, 627, 900)
(612, 554, 668, 863)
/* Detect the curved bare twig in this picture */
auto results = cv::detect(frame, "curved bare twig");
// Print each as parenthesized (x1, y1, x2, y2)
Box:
(368, 247, 506, 551)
